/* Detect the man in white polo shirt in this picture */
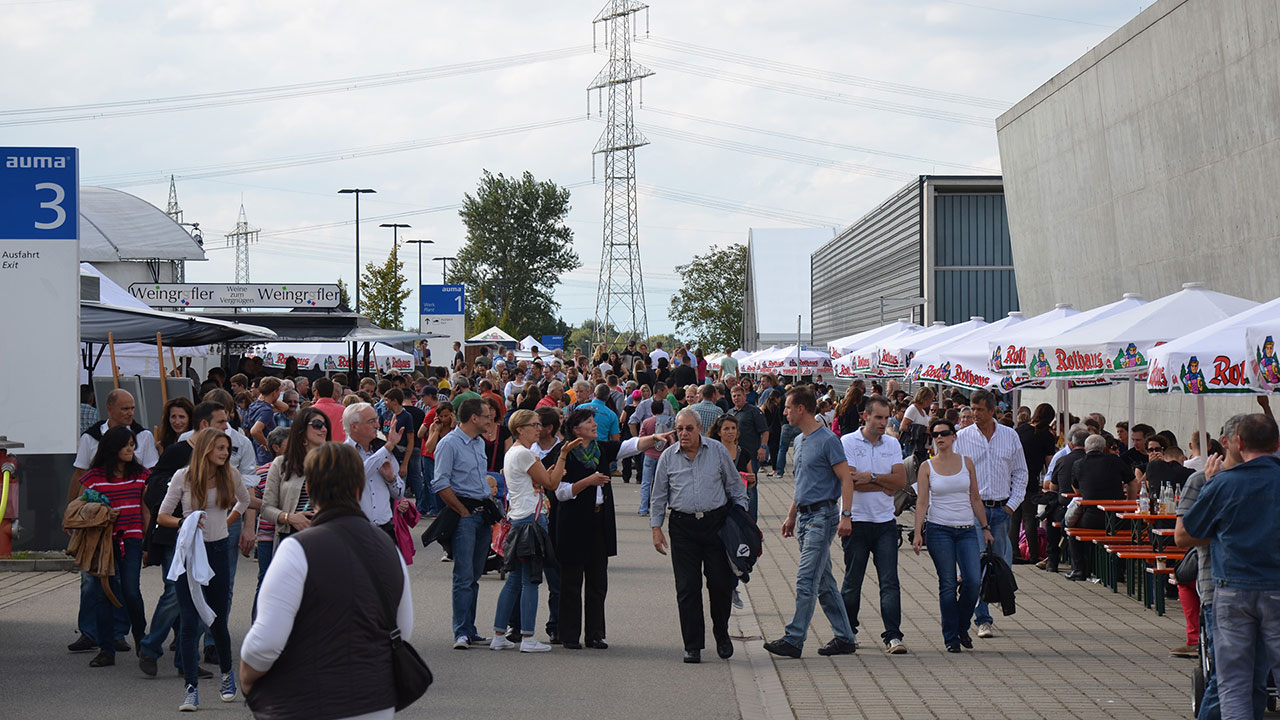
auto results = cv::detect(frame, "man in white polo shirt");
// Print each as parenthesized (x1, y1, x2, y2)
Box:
(838, 395, 909, 655)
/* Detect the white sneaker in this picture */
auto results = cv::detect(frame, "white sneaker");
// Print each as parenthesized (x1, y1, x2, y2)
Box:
(520, 638, 553, 653)
(976, 623, 995, 639)
(885, 638, 908, 655)
(489, 636, 516, 651)
(453, 635, 470, 650)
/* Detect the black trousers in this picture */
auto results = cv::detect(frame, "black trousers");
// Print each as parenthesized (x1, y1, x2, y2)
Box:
(1068, 507, 1106, 575)
(668, 511, 734, 651)
(559, 513, 609, 644)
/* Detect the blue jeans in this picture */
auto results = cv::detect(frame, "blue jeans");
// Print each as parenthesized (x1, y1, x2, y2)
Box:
(494, 517, 540, 635)
(782, 504, 855, 649)
(1198, 602, 1270, 720)
(253, 539, 274, 620)
(839, 520, 903, 644)
(507, 513, 560, 635)
(974, 506, 1011, 626)
(1210, 587, 1280, 720)
(924, 522, 982, 645)
(419, 457, 442, 515)
(640, 455, 658, 513)
(776, 424, 801, 475)
(199, 517, 241, 652)
(140, 544, 180, 664)
(176, 538, 232, 687)
(450, 513, 491, 641)
(92, 538, 147, 658)
(78, 572, 128, 644)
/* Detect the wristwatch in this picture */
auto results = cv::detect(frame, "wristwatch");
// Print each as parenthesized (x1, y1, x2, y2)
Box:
(840, 510, 852, 518)
(870, 472, 878, 485)
(980, 525, 989, 531)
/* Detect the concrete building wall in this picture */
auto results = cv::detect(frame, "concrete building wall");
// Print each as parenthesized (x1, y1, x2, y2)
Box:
(996, 0, 1280, 439)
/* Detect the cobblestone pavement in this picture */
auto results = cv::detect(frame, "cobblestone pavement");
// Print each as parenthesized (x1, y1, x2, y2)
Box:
(743, 471, 1201, 720)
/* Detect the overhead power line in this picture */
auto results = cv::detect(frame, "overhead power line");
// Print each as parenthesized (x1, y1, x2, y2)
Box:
(0, 45, 593, 127)
(637, 183, 844, 227)
(940, 1, 1120, 29)
(87, 117, 587, 187)
(642, 108, 997, 173)
(636, 55, 996, 127)
(637, 36, 1010, 109)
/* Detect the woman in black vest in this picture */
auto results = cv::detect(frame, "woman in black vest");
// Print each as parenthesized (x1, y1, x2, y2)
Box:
(241, 442, 414, 719)
(548, 408, 670, 649)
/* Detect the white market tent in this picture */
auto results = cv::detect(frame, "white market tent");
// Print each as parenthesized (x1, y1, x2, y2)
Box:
(827, 320, 921, 358)
(754, 345, 833, 377)
(1147, 297, 1280, 396)
(731, 349, 751, 360)
(517, 336, 553, 354)
(705, 352, 727, 371)
(1026, 283, 1257, 381)
(259, 342, 413, 374)
(739, 346, 778, 374)
(833, 326, 925, 378)
(906, 312, 1029, 390)
(468, 326, 519, 346)
(878, 318, 990, 378)
(1245, 319, 1280, 394)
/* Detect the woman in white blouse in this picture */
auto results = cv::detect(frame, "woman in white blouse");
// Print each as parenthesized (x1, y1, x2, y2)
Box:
(157, 427, 250, 710)
(911, 418, 992, 654)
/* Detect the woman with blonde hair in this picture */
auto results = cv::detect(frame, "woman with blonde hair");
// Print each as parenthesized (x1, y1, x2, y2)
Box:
(158, 427, 250, 711)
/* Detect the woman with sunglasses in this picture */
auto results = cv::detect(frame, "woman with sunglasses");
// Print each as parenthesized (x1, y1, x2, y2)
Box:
(911, 418, 992, 653)
(260, 409, 331, 572)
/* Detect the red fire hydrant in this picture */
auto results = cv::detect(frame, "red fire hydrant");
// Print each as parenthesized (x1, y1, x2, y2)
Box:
(0, 445, 20, 558)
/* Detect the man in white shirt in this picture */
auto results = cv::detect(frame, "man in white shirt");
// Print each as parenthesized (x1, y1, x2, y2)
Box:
(952, 389, 1028, 639)
(837, 396, 908, 655)
(341, 402, 404, 539)
(649, 341, 670, 368)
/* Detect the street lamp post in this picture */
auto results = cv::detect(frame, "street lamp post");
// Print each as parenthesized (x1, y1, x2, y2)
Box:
(404, 238, 434, 321)
(432, 256, 456, 283)
(338, 188, 377, 312)
(379, 222, 410, 247)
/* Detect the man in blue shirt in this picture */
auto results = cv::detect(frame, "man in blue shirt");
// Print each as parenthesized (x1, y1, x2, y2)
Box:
(579, 384, 621, 442)
(431, 397, 496, 650)
(763, 386, 857, 658)
(1179, 413, 1280, 720)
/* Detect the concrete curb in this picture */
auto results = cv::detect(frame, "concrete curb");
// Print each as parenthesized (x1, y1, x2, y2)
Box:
(0, 556, 76, 572)
(730, 583, 796, 720)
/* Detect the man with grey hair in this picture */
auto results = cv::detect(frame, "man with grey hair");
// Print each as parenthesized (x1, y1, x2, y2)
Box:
(650, 408, 748, 663)
(1042, 424, 1091, 573)
(293, 376, 310, 401)
(1064, 432, 1131, 580)
(341, 402, 404, 538)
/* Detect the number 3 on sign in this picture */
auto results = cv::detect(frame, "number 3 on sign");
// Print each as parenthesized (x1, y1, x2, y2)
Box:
(34, 182, 66, 230)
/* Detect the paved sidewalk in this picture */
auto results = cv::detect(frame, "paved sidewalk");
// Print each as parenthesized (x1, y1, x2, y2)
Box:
(744, 472, 1198, 720)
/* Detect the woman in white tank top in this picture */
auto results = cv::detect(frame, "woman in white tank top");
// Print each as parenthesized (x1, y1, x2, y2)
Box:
(911, 418, 993, 653)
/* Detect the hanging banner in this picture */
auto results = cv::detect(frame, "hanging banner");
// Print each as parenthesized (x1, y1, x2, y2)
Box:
(129, 283, 342, 308)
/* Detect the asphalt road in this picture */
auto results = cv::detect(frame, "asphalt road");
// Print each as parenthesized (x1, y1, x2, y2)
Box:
(0, 483, 743, 719)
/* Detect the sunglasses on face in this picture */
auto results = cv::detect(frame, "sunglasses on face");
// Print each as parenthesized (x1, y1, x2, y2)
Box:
(308, 419, 328, 430)
(930, 430, 955, 439)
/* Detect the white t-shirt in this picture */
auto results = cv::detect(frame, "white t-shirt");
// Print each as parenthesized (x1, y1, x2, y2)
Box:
(840, 429, 903, 523)
(504, 444, 541, 520)
(649, 348, 670, 366)
(903, 404, 929, 428)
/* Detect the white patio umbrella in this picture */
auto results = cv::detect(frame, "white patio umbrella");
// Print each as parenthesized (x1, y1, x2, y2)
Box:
(833, 325, 931, 379)
(1144, 297, 1280, 453)
(730, 349, 751, 360)
(739, 346, 778, 374)
(1246, 320, 1280, 394)
(906, 312, 1029, 390)
(878, 317, 990, 378)
(757, 345, 833, 377)
(827, 320, 920, 358)
(1028, 283, 1257, 447)
(704, 352, 727, 371)
(260, 342, 414, 373)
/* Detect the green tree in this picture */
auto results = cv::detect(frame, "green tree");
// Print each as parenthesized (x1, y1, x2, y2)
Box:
(668, 243, 746, 351)
(335, 277, 352, 310)
(568, 319, 619, 354)
(360, 244, 410, 330)
(450, 170, 580, 339)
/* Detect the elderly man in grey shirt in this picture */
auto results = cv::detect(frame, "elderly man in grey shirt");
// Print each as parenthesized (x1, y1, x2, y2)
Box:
(651, 409, 749, 664)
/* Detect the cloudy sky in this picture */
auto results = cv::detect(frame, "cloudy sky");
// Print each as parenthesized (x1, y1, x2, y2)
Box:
(4, 0, 1147, 334)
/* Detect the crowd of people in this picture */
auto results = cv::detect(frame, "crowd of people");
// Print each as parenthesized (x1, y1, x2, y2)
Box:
(64, 337, 1280, 718)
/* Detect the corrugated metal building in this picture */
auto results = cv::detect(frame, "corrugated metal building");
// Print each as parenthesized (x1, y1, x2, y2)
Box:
(810, 176, 1018, 347)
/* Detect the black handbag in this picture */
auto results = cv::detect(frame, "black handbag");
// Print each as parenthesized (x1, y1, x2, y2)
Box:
(1173, 547, 1198, 586)
(390, 628, 433, 711)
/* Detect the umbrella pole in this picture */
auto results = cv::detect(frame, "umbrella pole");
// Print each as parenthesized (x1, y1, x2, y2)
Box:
(169, 346, 179, 378)
(156, 333, 169, 409)
(107, 332, 119, 389)
(1196, 395, 1207, 459)
(1127, 377, 1136, 449)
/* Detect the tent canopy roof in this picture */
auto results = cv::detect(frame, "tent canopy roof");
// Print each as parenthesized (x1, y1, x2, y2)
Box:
(81, 186, 206, 262)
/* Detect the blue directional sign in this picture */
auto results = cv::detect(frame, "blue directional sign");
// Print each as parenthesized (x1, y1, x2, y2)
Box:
(0, 147, 79, 240)
(541, 335, 564, 350)
(420, 284, 465, 315)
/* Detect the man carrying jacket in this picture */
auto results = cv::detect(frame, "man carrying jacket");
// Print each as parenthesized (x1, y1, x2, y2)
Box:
(650, 409, 748, 664)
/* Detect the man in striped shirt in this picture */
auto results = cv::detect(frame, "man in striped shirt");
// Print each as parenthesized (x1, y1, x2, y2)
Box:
(953, 389, 1028, 640)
